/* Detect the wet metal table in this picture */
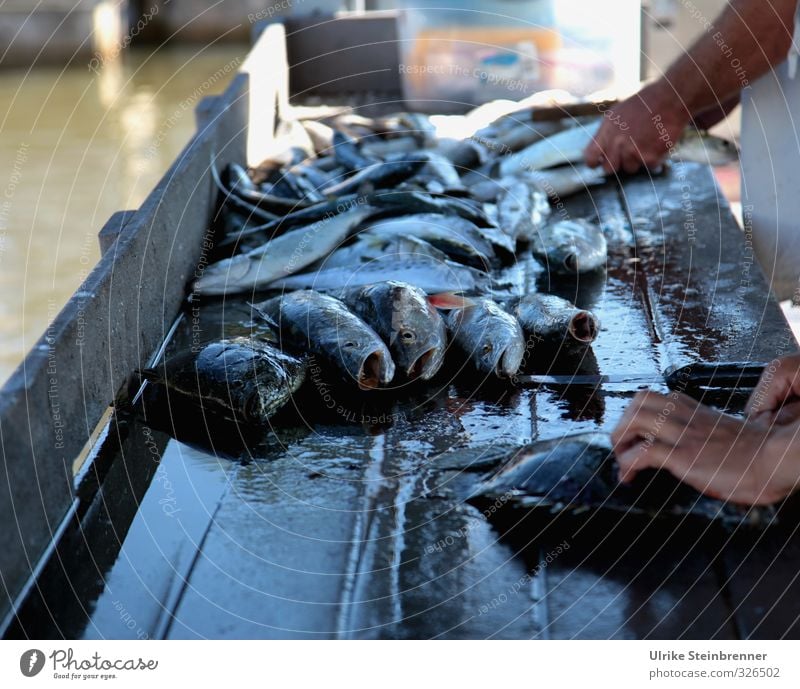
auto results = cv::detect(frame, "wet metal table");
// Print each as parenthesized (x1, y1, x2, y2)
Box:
(7, 159, 800, 640)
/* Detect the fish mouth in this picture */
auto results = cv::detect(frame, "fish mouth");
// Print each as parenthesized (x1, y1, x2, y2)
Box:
(495, 345, 524, 379)
(407, 347, 441, 380)
(563, 252, 579, 273)
(568, 311, 599, 343)
(358, 350, 395, 390)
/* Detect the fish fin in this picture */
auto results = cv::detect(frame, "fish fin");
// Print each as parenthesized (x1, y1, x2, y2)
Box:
(136, 367, 162, 383)
(247, 301, 278, 328)
(428, 292, 476, 310)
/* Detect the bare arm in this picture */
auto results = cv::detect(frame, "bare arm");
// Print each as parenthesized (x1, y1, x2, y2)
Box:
(585, 0, 796, 173)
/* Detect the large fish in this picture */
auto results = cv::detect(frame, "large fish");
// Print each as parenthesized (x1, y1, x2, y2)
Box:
(445, 297, 525, 378)
(144, 337, 306, 425)
(527, 165, 607, 199)
(269, 253, 495, 295)
(467, 432, 777, 526)
(193, 203, 375, 296)
(530, 218, 607, 274)
(253, 290, 395, 390)
(498, 120, 601, 175)
(510, 293, 599, 344)
(336, 281, 448, 380)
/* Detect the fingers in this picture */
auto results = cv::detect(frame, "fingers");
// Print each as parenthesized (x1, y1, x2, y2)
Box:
(745, 358, 800, 416)
(615, 439, 670, 483)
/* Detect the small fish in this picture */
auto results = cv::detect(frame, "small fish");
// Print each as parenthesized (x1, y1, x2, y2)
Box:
(362, 213, 498, 268)
(671, 131, 738, 166)
(333, 129, 378, 171)
(510, 293, 599, 344)
(269, 254, 494, 295)
(526, 165, 607, 199)
(320, 233, 450, 269)
(445, 297, 525, 378)
(498, 120, 601, 175)
(530, 218, 607, 274)
(254, 290, 395, 390)
(144, 337, 306, 425)
(321, 154, 428, 196)
(194, 203, 375, 296)
(433, 137, 489, 169)
(497, 181, 549, 243)
(336, 281, 448, 380)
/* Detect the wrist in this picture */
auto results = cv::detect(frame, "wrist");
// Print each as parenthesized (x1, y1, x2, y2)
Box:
(761, 425, 800, 502)
(639, 80, 693, 123)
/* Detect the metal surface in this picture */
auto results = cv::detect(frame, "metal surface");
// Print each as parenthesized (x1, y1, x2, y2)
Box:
(8, 161, 800, 640)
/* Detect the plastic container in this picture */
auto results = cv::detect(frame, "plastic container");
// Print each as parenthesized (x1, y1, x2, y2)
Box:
(395, 0, 640, 110)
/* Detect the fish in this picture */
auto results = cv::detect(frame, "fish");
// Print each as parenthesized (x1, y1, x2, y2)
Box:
(143, 337, 306, 425)
(336, 281, 448, 380)
(509, 293, 599, 344)
(193, 202, 375, 296)
(530, 218, 607, 274)
(319, 233, 450, 269)
(433, 137, 489, 169)
(361, 213, 498, 268)
(321, 154, 428, 196)
(445, 297, 525, 378)
(253, 290, 395, 390)
(269, 253, 495, 295)
(497, 181, 549, 243)
(671, 131, 738, 166)
(467, 432, 777, 526)
(333, 129, 378, 171)
(368, 189, 493, 227)
(300, 119, 335, 155)
(498, 120, 601, 175)
(527, 165, 607, 199)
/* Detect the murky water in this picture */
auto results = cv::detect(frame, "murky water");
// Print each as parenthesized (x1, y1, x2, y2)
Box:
(0, 44, 243, 385)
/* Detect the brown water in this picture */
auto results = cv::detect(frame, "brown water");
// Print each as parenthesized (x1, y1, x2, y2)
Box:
(0, 44, 244, 385)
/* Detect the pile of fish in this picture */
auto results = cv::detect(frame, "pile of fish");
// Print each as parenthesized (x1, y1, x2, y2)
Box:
(182, 105, 633, 400)
(140, 99, 756, 522)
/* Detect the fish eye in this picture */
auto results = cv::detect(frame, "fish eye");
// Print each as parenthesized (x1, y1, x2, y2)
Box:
(343, 341, 357, 348)
(400, 330, 416, 343)
(482, 343, 493, 354)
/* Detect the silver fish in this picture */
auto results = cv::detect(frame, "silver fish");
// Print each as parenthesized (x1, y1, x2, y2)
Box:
(530, 218, 607, 274)
(254, 290, 395, 390)
(511, 293, 599, 344)
(361, 214, 497, 268)
(498, 120, 601, 175)
(671, 131, 738, 166)
(527, 165, 606, 200)
(320, 233, 450, 269)
(337, 281, 447, 380)
(193, 203, 375, 296)
(497, 181, 549, 243)
(445, 297, 525, 378)
(270, 254, 494, 295)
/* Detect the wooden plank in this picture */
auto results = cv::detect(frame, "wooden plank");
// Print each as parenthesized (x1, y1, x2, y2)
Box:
(0, 49, 250, 630)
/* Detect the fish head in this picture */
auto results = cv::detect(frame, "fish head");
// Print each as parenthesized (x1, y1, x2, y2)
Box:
(452, 301, 524, 378)
(382, 282, 447, 380)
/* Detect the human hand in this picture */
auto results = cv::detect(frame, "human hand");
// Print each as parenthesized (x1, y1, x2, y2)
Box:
(583, 83, 690, 174)
(612, 390, 797, 506)
(746, 354, 800, 422)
